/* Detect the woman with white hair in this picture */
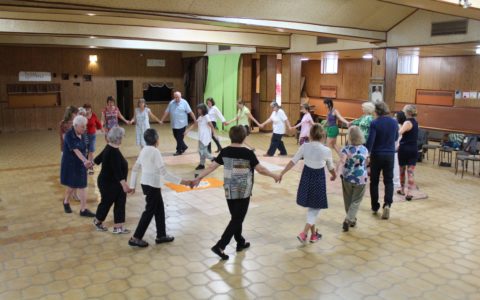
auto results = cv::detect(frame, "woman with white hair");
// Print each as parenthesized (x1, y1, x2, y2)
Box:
(350, 102, 375, 142)
(130, 98, 161, 149)
(336, 126, 369, 231)
(60, 115, 95, 217)
(259, 101, 292, 157)
(93, 127, 131, 233)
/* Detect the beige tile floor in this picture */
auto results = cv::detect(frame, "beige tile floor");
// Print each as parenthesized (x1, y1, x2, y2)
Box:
(1, 125, 480, 300)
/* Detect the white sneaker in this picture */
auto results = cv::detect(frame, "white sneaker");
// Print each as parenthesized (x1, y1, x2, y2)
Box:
(382, 206, 390, 220)
(112, 227, 131, 234)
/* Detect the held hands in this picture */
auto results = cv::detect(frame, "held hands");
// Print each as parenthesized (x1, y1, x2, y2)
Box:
(330, 173, 337, 181)
(273, 173, 282, 183)
(83, 160, 93, 169)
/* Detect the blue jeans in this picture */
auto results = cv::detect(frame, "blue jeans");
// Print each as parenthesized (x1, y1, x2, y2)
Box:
(85, 134, 96, 153)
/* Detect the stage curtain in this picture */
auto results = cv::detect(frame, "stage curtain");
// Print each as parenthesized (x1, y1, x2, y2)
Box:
(204, 54, 240, 131)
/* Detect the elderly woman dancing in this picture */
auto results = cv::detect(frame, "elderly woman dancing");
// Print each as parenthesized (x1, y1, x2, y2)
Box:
(60, 115, 95, 217)
(93, 127, 132, 233)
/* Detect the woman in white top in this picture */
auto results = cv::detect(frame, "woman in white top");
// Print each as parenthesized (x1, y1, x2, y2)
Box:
(130, 98, 162, 149)
(291, 103, 315, 145)
(206, 98, 226, 153)
(128, 128, 191, 248)
(259, 101, 292, 157)
(185, 103, 217, 170)
(279, 124, 337, 244)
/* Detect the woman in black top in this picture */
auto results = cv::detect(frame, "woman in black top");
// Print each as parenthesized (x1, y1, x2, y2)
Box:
(398, 105, 419, 201)
(93, 127, 132, 233)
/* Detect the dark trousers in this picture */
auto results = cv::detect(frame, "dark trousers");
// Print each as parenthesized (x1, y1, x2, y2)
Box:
(216, 198, 250, 249)
(370, 154, 395, 211)
(96, 185, 126, 223)
(133, 185, 167, 239)
(172, 127, 188, 153)
(267, 133, 287, 156)
(208, 121, 222, 152)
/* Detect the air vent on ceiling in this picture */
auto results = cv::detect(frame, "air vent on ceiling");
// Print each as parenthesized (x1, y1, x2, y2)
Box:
(431, 20, 468, 36)
(218, 45, 231, 51)
(316, 37, 338, 45)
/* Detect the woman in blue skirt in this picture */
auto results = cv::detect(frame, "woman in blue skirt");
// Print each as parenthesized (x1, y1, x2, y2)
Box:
(280, 124, 337, 244)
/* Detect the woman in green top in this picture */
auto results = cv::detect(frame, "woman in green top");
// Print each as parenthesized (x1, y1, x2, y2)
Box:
(350, 102, 375, 142)
(225, 100, 261, 150)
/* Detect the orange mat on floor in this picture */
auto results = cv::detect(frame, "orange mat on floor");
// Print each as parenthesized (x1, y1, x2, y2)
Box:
(164, 177, 224, 193)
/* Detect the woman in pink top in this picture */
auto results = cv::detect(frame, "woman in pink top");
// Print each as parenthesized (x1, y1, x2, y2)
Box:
(291, 103, 315, 145)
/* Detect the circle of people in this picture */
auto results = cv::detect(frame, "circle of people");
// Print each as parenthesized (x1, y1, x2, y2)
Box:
(60, 91, 418, 260)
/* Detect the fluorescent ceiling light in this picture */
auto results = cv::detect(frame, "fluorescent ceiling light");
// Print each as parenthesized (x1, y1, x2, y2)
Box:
(362, 54, 373, 59)
(476, 48, 480, 54)
(86, 13, 96, 16)
(301, 58, 309, 61)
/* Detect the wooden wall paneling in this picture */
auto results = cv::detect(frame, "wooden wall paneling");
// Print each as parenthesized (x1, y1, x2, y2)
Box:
(371, 48, 386, 80)
(0, 46, 184, 131)
(259, 55, 276, 131)
(395, 75, 418, 103)
(281, 55, 291, 105)
(309, 97, 364, 120)
(241, 54, 252, 102)
(395, 103, 480, 133)
(384, 48, 398, 109)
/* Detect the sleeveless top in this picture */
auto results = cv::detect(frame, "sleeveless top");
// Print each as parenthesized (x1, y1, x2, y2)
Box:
(104, 107, 119, 130)
(399, 118, 418, 151)
(326, 109, 337, 127)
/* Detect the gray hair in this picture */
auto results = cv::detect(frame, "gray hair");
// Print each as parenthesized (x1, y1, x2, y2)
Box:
(107, 126, 125, 145)
(73, 115, 87, 127)
(270, 101, 280, 109)
(347, 126, 365, 146)
(137, 98, 146, 106)
(403, 104, 417, 118)
(361, 102, 375, 115)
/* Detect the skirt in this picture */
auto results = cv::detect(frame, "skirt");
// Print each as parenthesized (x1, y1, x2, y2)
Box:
(326, 125, 339, 138)
(296, 166, 328, 209)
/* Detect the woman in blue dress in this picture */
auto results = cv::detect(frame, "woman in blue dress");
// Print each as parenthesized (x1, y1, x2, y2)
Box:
(61, 115, 95, 217)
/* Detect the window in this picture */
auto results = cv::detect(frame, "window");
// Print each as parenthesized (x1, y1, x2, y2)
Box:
(397, 55, 419, 74)
(321, 56, 338, 74)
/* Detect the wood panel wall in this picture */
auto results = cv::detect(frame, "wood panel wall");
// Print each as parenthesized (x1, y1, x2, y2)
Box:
(281, 54, 302, 126)
(0, 46, 184, 132)
(301, 59, 371, 101)
(396, 56, 480, 106)
(259, 55, 277, 130)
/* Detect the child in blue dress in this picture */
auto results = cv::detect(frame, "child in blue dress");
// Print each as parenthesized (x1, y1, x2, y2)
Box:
(336, 126, 369, 231)
(280, 124, 337, 244)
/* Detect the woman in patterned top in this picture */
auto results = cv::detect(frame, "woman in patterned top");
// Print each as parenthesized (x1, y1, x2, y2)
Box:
(101, 96, 130, 140)
(350, 102, 375, 142)
(336, 126, 369, 232)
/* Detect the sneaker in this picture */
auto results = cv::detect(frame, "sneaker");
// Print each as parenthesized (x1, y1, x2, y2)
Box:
(310, 231, 322, 243)
(211, 245, 229, 260)
(236, 242, 250, 252)
(173, 151, 182, 156)
(195, 164, 205, 170)
(350, 219, 357, 228)
(155, 235, 175, 244)
(112, 227, 130, 234)
(79, 209, 95, 218)
(128, 238, 149, 248)
(297, 231, 307, 244)
(342, 220, 349, 232)
(382, 206, 390, 220)
(93, 219, 108, 231)
(63, 203, 72, 214)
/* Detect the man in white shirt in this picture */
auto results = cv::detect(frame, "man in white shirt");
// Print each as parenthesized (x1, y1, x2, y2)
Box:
(259, 102, 291, 156)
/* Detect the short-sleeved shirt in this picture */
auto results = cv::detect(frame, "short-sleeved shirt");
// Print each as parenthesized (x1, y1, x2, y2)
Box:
(166, 99, 192, 129)
(208, 105, 226, 123)
(299, 113, 313, 138)
(197, 115, 212, 146)
(237, 106, 251, 126)
(292, 141, 334, 170)
(340, 145, 369, 185)
(214, 146, 259, 200)
(270, 109, 288, 134)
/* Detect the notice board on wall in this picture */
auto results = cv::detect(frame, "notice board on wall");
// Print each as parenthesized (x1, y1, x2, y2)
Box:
(415, 89, 454, 107)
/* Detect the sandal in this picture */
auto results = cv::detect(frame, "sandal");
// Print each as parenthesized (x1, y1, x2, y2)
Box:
(405, 195, 413, 201)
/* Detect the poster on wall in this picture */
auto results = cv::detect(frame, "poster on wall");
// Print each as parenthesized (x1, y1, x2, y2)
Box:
(369, 83, 384, 103)
(19, 71, 52, 82)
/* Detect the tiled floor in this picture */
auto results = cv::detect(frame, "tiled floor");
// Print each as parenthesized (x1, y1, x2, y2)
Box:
(1, 125, 480, 300)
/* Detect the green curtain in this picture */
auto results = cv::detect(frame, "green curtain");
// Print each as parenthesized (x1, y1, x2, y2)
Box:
(204, 54, 240, 131)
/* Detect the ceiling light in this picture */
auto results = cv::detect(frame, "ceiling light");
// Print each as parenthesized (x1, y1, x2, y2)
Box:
(362, 54, 373, 59)
(89, 46, 97, 49)
(89, 55, 97, 63)
(301, 58, 309, 61)
(86, 13, 96, 16)
(476, 48, 480, 55)
(89, 36, 96, 39)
